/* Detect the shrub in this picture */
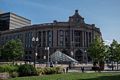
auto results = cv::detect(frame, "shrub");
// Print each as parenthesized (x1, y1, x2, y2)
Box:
(18, 64, 37, 76)
(54, 67, 62, 74)
(9, 72, 19, 78)
(44, 67, 55, 74)
(37, 67, 62, 75)
(0, 64, 18, 73)
(37, 67, 45, 75)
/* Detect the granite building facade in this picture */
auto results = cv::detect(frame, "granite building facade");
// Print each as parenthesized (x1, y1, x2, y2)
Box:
(0, 10, 102, 63)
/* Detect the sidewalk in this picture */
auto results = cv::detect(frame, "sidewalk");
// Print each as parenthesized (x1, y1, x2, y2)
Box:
(68, 69, 120, 73)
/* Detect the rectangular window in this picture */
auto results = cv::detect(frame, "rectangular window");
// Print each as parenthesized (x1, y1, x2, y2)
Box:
(74, 30, 81, 47)
(47, 30, 53, 47)
(43, 31, 46, 47)
(38, 31, 41, 47)
(59, 30, 64, 47)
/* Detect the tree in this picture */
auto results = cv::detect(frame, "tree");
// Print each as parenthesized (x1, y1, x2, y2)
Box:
(107, 39, 120, 70)
(115, 44, 120, 70)
(87, 36, 106, 70)
(1, 39, 24, 64)
(109, 40, 118, 70)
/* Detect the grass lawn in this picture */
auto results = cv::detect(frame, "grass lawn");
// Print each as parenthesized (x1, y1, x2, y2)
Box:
(8, 72, 120, 80)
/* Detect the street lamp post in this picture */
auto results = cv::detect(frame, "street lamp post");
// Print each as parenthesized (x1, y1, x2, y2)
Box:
(43, 55, 46, 60)
(82, 51, 84, 64)
(71, 41, 75, 59)
(82, 50, 86, 64)
(84, 50, 88, 64)
(32, 37, 39, 67)
(71, 51, 74, 57)
(45, 47, 50, 67)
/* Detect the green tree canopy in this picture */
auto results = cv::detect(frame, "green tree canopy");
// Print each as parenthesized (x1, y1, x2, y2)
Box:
(107, 39, 120, 70)
(87, 36, 106, 64)
(108, 39, 118, 62)
(1, 39, 24, 62)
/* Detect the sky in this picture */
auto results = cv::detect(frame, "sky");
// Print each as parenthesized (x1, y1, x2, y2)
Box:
(0, 0, 120, 44)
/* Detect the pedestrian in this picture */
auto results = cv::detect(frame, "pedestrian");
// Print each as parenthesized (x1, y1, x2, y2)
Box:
(81, 67, 84, 73)
(69, 62, 71, 69)
(66, 67, 69, 73)
(63, 68, 66, 73)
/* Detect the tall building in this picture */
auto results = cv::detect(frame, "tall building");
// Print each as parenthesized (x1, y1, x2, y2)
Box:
(0, 10, 102, 63)
(0, 12, 31, 31)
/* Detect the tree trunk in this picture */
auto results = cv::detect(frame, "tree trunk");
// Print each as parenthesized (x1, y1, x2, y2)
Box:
(117, 61, 118, 70)
(12, 59, 15, 65)
(93, 61, 97, 67)
(99, 61, 105, 71)
(112, 61, 114, 71)
(92, 61, 98, 72)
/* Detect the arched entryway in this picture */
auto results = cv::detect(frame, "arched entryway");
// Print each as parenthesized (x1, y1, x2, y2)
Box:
(75, 49, 83, 63)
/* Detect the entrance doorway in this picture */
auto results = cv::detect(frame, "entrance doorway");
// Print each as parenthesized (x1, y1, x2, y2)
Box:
(75, 49, 83, 63)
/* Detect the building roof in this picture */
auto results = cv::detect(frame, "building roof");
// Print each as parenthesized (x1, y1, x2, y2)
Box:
(50, 51, 78, 63)
(0, 12, 31, 22)
(50, 50, 78, 63)
(70, 10, 83, 19)
(0, 10, 101, 35)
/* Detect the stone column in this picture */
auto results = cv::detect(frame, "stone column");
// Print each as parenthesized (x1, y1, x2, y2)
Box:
(82, 31, 84, 47)
(86, 32, 88, 47)
(88, 32, 90, 46)
(41, 31, 43, 47)
(69, 29, 72, 48)
(84, 31, 86, 47)
(63, 30, 65, 47)
(73, 30, 75, 47)
(90, 32, 92, 43)
(57, 30, 59, 47)
(45, 31, 47, 47)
